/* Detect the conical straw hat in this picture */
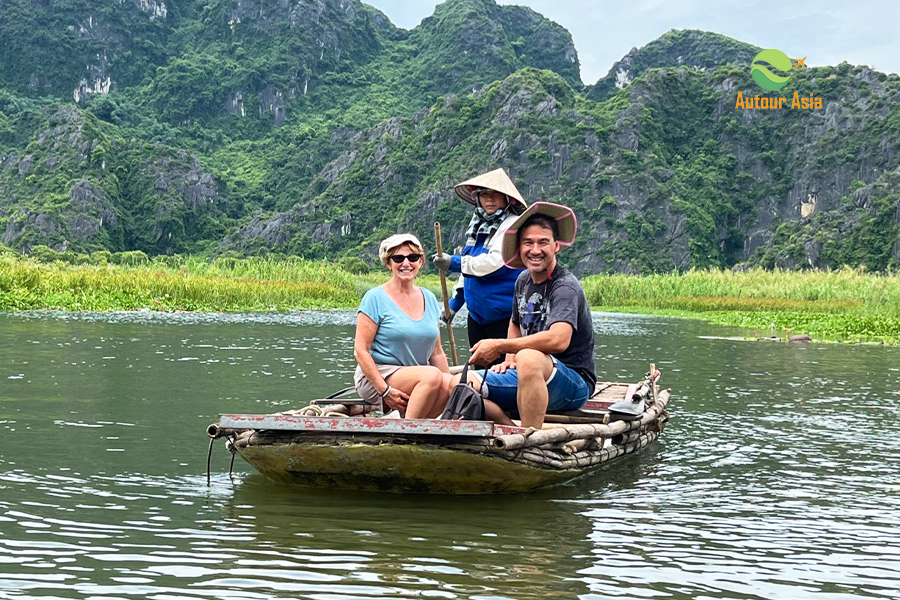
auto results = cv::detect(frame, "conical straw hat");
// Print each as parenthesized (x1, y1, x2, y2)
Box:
(501, 202, 578, 269)
(454, 168, 527, 214)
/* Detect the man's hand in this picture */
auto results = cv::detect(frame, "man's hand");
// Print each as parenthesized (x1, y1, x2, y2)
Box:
(432, 253, 452, 272)
(490, 355, 517, 373)
(470, 339, 505, 365)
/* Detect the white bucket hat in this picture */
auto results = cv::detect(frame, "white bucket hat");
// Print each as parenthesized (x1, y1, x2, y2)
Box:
(379, 233, 424, 265)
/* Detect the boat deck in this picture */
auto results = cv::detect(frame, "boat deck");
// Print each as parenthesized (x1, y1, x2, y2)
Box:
(212, 381, 643, 439)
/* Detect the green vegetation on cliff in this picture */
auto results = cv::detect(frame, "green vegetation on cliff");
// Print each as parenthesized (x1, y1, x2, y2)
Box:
(1, 1, 899, 277)
(587, 29, 760, 102)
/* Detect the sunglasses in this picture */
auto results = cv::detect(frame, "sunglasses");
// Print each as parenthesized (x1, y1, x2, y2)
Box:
(389, 253, 423, 264)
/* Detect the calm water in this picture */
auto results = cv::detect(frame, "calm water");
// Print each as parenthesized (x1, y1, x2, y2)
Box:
(1, 310, 898, 600)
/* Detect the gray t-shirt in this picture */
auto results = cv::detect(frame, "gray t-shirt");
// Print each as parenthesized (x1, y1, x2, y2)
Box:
(511, 264, 596, 387)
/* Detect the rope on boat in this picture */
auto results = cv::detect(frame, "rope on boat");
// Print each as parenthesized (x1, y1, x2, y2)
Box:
(294, 404, 352, 417)
(510, 427, 537, 460)
(206, 438, 214, 486)
(206, 434, 237, 483)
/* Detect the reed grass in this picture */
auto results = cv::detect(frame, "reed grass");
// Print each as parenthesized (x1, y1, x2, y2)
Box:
(4, 255, 899, 342)
(0, 254, 448, 312)
(583, 267, 900, 343)
(0, 255, 361, 312)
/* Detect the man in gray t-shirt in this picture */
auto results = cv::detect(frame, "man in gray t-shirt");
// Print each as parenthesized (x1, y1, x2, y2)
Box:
(466, 202, 596, 428)
(512, 264, 596, 387)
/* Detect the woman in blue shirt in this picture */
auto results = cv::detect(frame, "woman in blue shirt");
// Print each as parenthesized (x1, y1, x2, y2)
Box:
(433, 168, 528, 358)
(354, 233, 452, 418)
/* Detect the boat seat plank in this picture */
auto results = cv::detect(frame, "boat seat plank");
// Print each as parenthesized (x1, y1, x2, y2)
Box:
(218, 414, 495, 437)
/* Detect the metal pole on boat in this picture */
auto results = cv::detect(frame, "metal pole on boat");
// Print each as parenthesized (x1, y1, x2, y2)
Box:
(434, 222, 459, 366)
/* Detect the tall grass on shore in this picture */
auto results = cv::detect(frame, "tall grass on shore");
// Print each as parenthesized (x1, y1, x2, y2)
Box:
(583, 267, 900, 343)
(0, 255, 362, 312)
(4, 253, 900, 343)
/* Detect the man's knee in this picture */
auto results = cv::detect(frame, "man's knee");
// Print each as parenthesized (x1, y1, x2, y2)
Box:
(515, 349, 552, 378)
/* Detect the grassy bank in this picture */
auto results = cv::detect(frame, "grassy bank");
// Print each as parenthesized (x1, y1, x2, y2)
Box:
(3, 253, 899, 343)
(0, 254, 360, 311)
(0, 253, 446, 312)
(583, 268, 900, 343)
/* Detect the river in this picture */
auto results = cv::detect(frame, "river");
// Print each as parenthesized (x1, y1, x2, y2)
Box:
(1, 311, 898, 599)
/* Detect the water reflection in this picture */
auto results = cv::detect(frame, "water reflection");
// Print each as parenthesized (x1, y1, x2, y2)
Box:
(219, 477, 603, 599)
(1, 311, 900, 599)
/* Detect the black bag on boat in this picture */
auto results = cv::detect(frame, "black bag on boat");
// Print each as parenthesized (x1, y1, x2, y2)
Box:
(440, 362, 487, 421)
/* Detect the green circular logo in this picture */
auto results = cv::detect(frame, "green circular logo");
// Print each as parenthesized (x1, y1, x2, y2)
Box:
(751, 49, 792, 91)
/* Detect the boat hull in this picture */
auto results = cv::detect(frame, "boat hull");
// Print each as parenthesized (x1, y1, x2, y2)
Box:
(231, 425, 662, 494)
(211, 381, 671, 494)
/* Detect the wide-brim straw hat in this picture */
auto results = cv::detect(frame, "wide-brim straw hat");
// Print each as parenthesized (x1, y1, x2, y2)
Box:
(501, 202, 578, 269)
(454, 168, 527, 214)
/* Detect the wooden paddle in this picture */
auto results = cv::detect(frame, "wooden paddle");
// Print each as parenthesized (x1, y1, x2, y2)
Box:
(434, 222, 459, 366)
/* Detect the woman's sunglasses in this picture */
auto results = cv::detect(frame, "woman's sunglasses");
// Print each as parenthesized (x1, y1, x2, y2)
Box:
(389, 253, 423, 264)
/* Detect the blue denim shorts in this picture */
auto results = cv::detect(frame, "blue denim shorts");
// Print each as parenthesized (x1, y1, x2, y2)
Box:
(481, 358, 591, 412)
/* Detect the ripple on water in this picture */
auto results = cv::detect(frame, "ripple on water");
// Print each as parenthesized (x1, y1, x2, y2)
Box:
(9, 309, 361, 327)
(2, 312, 900, 599)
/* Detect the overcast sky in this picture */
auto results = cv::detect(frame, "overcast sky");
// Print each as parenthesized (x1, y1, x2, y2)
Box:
(364, 0, 897, 85)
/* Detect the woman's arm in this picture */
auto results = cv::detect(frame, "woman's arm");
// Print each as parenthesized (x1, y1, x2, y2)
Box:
(353, 312, 389, 394)
(354, 311, 410, 411)
(429, 339, 451, 373)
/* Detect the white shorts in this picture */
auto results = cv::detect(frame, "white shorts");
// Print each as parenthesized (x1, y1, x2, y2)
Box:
(354, 363, 403, 406)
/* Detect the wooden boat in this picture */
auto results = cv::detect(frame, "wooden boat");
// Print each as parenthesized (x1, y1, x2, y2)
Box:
(206, 366, 671, 494)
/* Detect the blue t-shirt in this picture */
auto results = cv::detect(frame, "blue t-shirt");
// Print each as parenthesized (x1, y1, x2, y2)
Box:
(358, 286, 442, 366)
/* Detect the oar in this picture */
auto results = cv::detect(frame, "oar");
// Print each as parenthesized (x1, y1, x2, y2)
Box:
(434, 222, 459, 366)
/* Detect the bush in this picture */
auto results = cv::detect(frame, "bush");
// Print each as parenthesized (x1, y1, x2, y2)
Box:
(339, 256, 370, 274)
(91, 250, 112, 264)
(58, 252, 91, 265)
(30, 245, 61, 263)
(213, 250, 241, 269)
(111, 250, 149, 265)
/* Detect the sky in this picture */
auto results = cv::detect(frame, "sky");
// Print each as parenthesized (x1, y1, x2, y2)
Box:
(363, 0, 898, 85)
